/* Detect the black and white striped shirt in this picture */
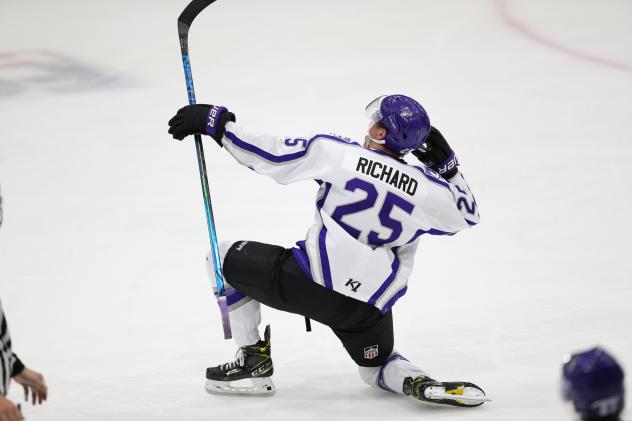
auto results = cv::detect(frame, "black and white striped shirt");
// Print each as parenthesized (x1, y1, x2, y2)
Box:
(1, 300, 24, 395)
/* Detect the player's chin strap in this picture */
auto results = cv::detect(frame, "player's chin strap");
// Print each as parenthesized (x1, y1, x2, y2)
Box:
(365, 134, 386, 146)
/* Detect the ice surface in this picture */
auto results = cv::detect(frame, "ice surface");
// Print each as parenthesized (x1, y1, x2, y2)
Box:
(0, 0, 630, 420)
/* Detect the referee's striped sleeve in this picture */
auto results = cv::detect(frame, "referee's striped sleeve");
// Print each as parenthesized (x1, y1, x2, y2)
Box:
(1, 302, 8, 395)
(9, 353, 24, 377)
(1, 300, 24, 395)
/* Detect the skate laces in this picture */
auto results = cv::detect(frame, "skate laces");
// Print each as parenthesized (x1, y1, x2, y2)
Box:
(223, 348, 246, 370)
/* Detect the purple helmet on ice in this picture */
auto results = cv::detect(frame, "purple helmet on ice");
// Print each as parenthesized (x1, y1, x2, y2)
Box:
(365, 94, 430, 155)
(562, 347, 625, 420)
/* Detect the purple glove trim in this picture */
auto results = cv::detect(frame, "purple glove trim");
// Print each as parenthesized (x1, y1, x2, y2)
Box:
(434, 151, 459, 176)
(205, 106, 228, 138)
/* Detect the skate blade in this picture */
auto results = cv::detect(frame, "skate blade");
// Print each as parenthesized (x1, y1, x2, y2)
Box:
(205, 377, 276, 396)
(426, 386, 491, 404)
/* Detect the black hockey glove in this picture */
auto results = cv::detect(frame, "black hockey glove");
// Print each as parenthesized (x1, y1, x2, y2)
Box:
(411, 126, 459, 179)
(168, 104, 236, 146)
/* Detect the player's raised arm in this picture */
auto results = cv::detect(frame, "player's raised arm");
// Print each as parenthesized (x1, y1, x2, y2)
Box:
(412, 126, 480, 229)
(167, 104, 332, 184)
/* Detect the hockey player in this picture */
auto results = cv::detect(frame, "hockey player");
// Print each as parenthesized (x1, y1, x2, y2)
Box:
(168, 95, 487, 406)
(562, 347, 625, 420)
(0, 188, 48, 421)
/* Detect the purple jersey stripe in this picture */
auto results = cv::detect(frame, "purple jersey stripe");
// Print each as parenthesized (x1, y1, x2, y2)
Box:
(367, 248, 401, 306)
(405, 230, 425, 245)
(318, 225, 333, 289)
(316, 182, 332, 211)
(225, 131, 310, 162)
(406, 227, 455, 245)
(224, 131, 361, 164)
(380, 286, 408, 315)
(291, 242, 313, 280)
(425, 228, 455, 236)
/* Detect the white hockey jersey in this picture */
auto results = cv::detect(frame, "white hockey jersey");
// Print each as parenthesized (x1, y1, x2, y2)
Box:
(221, 122, 479, 314)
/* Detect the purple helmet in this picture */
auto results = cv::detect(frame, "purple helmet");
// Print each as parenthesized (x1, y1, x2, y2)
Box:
(562, 347, 625, 420)
(365, 94, 430, 155)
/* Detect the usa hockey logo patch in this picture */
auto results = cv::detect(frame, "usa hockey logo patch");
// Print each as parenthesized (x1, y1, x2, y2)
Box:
(363, 345, 379, 360)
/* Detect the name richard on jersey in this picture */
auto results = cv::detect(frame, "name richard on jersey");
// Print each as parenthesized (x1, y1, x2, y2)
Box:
(354, 157, 418, 196)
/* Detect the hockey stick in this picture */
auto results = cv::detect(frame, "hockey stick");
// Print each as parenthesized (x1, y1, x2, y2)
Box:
(177, 0, 231, 339)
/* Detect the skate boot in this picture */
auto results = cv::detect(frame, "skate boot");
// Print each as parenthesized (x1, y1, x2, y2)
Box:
(205, 325, 275, 396)
(403, 375, 490, 407)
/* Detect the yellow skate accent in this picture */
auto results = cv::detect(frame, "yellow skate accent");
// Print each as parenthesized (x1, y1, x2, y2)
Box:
(446, 385, 465, 395)
(446, 385, 465, 405)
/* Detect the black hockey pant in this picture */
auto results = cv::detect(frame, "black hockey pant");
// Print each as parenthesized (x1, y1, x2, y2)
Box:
(222, 241, 394, 367)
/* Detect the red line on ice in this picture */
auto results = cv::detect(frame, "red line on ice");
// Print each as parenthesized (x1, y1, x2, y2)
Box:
(495, 0, 632, 74)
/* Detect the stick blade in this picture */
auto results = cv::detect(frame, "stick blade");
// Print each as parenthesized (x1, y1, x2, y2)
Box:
(178, 0, 218, 28)
(217, 295, 232, 339)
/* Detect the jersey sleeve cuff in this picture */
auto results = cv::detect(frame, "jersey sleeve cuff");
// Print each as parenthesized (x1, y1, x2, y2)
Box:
(11, 354, 25, 377)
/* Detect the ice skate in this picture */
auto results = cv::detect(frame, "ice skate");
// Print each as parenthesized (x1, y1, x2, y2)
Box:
(403, 375, 490, 407)
(205, 325, 275, 396)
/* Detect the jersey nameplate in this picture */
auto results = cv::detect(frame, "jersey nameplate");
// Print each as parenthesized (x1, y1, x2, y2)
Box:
(343, 153, 418, 196)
